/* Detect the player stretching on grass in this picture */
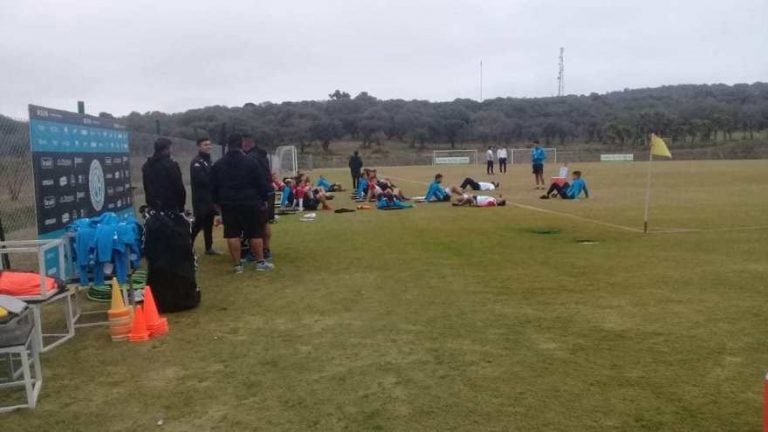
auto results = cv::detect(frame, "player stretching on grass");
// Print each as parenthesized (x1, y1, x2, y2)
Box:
(540, 170, 589, 200)
(459, 177, 499, 191)
(450, 189, 506, 207)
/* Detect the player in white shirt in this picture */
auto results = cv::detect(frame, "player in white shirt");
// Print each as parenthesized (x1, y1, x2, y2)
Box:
(496, 147, 508, 173)
(458, 177, 499, 191)
(452, 193, 506, 207)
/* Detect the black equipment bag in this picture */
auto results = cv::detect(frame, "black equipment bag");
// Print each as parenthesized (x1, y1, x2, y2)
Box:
(144, 211, 200, 313)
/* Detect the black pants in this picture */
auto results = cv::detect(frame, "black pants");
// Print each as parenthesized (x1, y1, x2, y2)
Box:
(499, 158, 507, 173)
(267, 194, 276, 222)
(351, 172, 360, 190)
(191, 209, 215, 250)
(460, 177, 480, 191)
(546, 182, 572, 199)
(486, 160, 494, 174)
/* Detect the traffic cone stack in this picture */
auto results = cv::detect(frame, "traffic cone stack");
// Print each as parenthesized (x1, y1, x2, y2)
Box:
(142, 286, 168, 338)
(128, 305, 150, 342)
(108, 279, 132, 342)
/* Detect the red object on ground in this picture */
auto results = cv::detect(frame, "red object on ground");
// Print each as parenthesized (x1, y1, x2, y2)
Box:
(142, 286, 168, 338)
(763, 373, 768, 432)
(128, 305, 150, 342)
(0, 271, 58, 297)
(551, 177, 567, 186)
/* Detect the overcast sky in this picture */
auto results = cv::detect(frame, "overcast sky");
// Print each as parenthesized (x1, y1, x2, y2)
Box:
(1, 0, 766, 118)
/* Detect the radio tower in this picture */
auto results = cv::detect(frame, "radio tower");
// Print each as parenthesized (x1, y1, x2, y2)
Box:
(557, 47, 565, 97)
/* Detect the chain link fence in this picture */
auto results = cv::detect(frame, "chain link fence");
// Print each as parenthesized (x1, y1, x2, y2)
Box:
(297, 143, 768, 170)
(0, 115, 35, 242)
(0, 116, 217, 242)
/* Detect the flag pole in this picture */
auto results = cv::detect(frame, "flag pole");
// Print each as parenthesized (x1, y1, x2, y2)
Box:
(643, 135, 653, 233)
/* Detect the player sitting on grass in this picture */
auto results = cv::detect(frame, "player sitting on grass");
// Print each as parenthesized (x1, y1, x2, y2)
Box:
(377, 189, 413, 210)
(423, 173, 451, 202)
(459, 177, 499, 191)
(451, 190, 506, 207)
(540, 170, 589, 200)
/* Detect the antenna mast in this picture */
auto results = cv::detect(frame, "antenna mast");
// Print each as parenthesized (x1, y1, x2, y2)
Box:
(480, 60, 484, 102)
(557, 47, 565, 97)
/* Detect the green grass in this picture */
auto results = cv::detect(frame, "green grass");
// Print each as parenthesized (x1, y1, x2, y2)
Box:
(5, 160, 768, 431)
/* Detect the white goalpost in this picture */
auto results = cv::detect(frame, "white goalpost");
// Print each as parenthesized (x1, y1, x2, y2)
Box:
(509, 148, 557, 165)
(271, 145, 298, 177)
(432, 150, 478, 166)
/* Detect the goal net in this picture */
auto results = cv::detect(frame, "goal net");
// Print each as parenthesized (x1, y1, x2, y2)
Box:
(509, 148, 557, 165)
(271, 145, 298, 178)
(432, 150, 478, 166)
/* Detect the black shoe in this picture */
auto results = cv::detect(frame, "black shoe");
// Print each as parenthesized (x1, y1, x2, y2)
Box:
(539, 195, 549, 199)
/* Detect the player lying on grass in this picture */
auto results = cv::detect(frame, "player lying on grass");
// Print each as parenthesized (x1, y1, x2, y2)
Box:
(423, 173, 451, 202)
(459, 177, 499, 191)
(539, 170, 589, 200)
(316, 175, 344, 192)
(451, 190, 507, 207)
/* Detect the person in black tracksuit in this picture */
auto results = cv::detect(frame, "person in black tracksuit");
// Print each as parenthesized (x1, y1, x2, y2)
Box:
(190, 138, 219, 255)
(142, 137, 186, 213)
(348, 151, 363, 190)
(243, 134, 275, 260)
(211, 134, 273, 273)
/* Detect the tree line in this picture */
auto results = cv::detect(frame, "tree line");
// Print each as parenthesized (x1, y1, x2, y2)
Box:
(4, 82, 768, 156)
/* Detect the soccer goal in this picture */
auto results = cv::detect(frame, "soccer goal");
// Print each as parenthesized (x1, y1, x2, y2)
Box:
(509, 148, 557, 165)
(432, 150, 478, 166)
(272, 145, 298, 178)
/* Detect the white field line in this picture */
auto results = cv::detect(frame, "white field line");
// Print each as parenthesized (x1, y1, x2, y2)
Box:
(383, 174, 768, 235)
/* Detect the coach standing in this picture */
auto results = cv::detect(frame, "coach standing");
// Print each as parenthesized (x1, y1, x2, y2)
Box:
(142, 137, 186, 213)
(348, 150, 363, 189)
(243, 134, 275, 260)
(190, 137, 219, 255)
(211, 134, 273, 274)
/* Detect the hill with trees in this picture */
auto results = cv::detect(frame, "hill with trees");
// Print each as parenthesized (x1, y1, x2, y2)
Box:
(119, 83, 768, 152)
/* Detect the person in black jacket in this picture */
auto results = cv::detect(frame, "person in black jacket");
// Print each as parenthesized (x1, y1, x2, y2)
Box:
(243, 134, 275, 261)
(348, 151, 363, 189)
(190, 138, 220, 255)
(210, 134, 274, 274)
(142, 138, 186, 213)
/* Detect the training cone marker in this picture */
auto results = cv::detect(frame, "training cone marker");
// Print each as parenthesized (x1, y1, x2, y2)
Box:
(109, 278, 126, 312)
(128, 305, 150, 342)
(142, 286, 168, 337)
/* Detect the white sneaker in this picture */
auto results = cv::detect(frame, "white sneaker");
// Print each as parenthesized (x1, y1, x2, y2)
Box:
(255, 261, 275, 271)
(233, 264, 244, 274)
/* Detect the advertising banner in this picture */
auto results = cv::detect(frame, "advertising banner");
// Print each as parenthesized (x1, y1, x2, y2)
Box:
(28, 104, 133, 275)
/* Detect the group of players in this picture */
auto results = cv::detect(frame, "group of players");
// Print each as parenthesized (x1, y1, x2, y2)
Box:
(144, 135, 590, 274)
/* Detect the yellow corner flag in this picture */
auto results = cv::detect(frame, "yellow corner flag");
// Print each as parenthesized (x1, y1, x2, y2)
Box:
(650, 133, 672, 158)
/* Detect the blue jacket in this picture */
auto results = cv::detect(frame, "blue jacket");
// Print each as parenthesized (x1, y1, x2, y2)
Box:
(532, 147, 547, 164)
(566, 178, 589, 198)
(356, 178, 369, 198)
(316, 176, 332, 190)
(424, 181, 447, 201)
(280, 185, 293, 208)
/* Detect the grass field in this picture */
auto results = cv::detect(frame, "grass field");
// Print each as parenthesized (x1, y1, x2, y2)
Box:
(5, 160, 768, 431)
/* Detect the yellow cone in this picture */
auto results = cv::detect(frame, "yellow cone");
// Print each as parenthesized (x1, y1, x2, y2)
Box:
(109, 278, 126, 312)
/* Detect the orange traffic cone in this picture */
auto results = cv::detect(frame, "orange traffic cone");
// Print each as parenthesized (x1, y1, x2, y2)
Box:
(143, 286, 168, 337)
(128, 305, 150, 342)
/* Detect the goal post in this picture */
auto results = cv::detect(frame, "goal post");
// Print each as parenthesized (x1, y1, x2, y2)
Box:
(432, 150, 478, 166)
(272, 145, 298, 178)
(509, 148, 557, 165)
